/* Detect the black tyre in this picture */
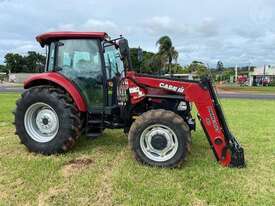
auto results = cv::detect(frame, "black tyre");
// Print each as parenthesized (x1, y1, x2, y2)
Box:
(14, 86, 81, 154)
(128, 109, 191, 168)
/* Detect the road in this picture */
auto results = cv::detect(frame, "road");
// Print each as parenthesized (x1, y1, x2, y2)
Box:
(1, 86, 275, 99)
(217, 93, 275, 99)
(0, 86, 25, 93)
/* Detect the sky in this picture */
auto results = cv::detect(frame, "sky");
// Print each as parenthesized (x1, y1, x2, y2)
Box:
(1, 0, 275, 67)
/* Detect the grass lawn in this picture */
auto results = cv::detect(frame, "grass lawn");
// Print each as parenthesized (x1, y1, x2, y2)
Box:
(0, 93, 274, 205)
(219, 85, 275, 94)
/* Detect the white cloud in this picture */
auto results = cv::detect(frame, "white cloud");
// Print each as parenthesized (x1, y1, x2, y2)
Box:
(196, 17, 219, 37)
(50, 19, 120, 36)
(144, 16, 188, 35)
(82, 19, 118, 34)
(1, 0, 275, 67)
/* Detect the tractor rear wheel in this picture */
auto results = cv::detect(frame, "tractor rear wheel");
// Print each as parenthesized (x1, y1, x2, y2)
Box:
(14, 86, 81, 154)
(128, 109, 191, 168)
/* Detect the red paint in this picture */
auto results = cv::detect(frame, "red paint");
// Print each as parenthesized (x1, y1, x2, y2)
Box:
(36, 31, 108, 46)
(127, 78, 146, 104)
(24, 72, 87, 112)
(126, 71, 232, 166)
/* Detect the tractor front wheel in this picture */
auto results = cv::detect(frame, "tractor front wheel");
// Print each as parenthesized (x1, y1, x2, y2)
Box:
(14, 86, 81, 154)
(128, 109, 191, 168)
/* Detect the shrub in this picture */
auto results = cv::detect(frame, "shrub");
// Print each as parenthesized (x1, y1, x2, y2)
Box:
(269, 80, 275, 86)
(0, 73, 7, 83)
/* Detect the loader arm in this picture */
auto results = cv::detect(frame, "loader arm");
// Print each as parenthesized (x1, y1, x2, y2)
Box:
(127, 72, 245, 167)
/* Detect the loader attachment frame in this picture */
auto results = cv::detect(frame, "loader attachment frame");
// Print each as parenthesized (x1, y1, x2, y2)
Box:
(126, 72, 245, 167)
(199, 78, 245, 167)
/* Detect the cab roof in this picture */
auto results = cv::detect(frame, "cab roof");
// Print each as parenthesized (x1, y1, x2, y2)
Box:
(36, 31, 109, 47)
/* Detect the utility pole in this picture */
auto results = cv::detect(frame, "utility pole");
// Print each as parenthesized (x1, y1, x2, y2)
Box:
(248, 62, 252, 86)
(235, 65, 238, 84)
(263, 64, 266, 86)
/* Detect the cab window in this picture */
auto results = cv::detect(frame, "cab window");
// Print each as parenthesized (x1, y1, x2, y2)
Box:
(47, 42, 55, 71)
(55, 39, 104, 108)
(57, 39, 102, 77)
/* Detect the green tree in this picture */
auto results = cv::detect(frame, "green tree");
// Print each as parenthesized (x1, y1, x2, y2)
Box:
(25, 51, 46, 73)
(143, 53, 163, 74)
(0, 65, 8, 73)
(4, 53, 26, 73)
(170, 63, 185, 74)
(156, 36, 178, 73)
(4, 51, 46, 73)
(0, 64, 7, 83)
(186, 61, 208, 77)
(129, 36, 179, 75)
(130, 48, 156, 73)
(130, 48, 142, 71)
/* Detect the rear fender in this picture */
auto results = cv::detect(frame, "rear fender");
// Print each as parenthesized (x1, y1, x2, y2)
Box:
(24, 72, 87, 112)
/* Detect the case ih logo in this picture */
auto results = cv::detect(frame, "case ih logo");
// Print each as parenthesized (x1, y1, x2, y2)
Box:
(159, 83, 184, 93)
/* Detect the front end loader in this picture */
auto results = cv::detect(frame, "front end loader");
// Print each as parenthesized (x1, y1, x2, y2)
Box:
(14, 31, 245, 168)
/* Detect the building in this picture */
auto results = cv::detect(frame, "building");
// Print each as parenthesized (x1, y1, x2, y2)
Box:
(249, 65, 275, 86)
(164, 73, 199, 80)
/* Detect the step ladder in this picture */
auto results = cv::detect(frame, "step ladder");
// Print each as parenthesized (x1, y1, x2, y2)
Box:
(86, 112, 104, 139)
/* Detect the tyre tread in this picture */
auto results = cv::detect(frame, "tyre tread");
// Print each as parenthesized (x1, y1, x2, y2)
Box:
(128, 109, 191, 168)
(14, 85, 81, 154)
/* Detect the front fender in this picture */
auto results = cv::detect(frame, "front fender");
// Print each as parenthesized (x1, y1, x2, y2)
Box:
(24, 72, 87, 112)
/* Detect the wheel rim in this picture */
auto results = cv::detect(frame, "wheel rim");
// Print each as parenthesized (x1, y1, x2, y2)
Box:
(140, 124, 179, 162)
(24, 102, 59, 143)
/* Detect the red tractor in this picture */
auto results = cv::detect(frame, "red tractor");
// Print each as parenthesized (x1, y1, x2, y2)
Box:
(14, 32, 245, 168)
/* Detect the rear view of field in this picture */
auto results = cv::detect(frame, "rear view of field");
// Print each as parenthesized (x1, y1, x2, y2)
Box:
(0, 93, 274, 206)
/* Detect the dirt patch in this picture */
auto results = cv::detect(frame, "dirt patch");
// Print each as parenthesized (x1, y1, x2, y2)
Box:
(0, 190, 8, 200)
(67, 158, 94, 167)
(61, 156, 94, 177)
(191, 198, 208, 206)
(93, 150, 126, 206)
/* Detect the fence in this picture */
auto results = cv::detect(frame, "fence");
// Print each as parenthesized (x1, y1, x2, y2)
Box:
(8, 73, 36, 83)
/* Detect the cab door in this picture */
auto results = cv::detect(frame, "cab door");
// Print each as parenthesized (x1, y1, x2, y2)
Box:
(103, 43, 125, 106)
(53, 39, 105, 111)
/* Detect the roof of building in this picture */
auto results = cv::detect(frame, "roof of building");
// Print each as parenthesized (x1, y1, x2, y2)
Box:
(36, 31, 108, 47)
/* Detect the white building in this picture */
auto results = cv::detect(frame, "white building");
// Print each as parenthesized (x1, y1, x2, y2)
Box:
(249, 65, 275, 86)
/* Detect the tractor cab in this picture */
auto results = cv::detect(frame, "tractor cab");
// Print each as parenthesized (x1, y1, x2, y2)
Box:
(37, 32, 130, 113)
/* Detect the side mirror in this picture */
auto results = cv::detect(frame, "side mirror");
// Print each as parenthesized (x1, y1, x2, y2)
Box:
(118, 38, 130, 59)
(117, 37, 133, 69)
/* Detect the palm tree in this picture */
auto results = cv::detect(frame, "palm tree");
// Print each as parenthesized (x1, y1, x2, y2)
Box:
(156, 36, 178, 74)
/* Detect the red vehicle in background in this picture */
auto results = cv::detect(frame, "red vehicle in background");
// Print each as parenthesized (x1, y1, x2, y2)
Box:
(237, 75, 248, 86)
